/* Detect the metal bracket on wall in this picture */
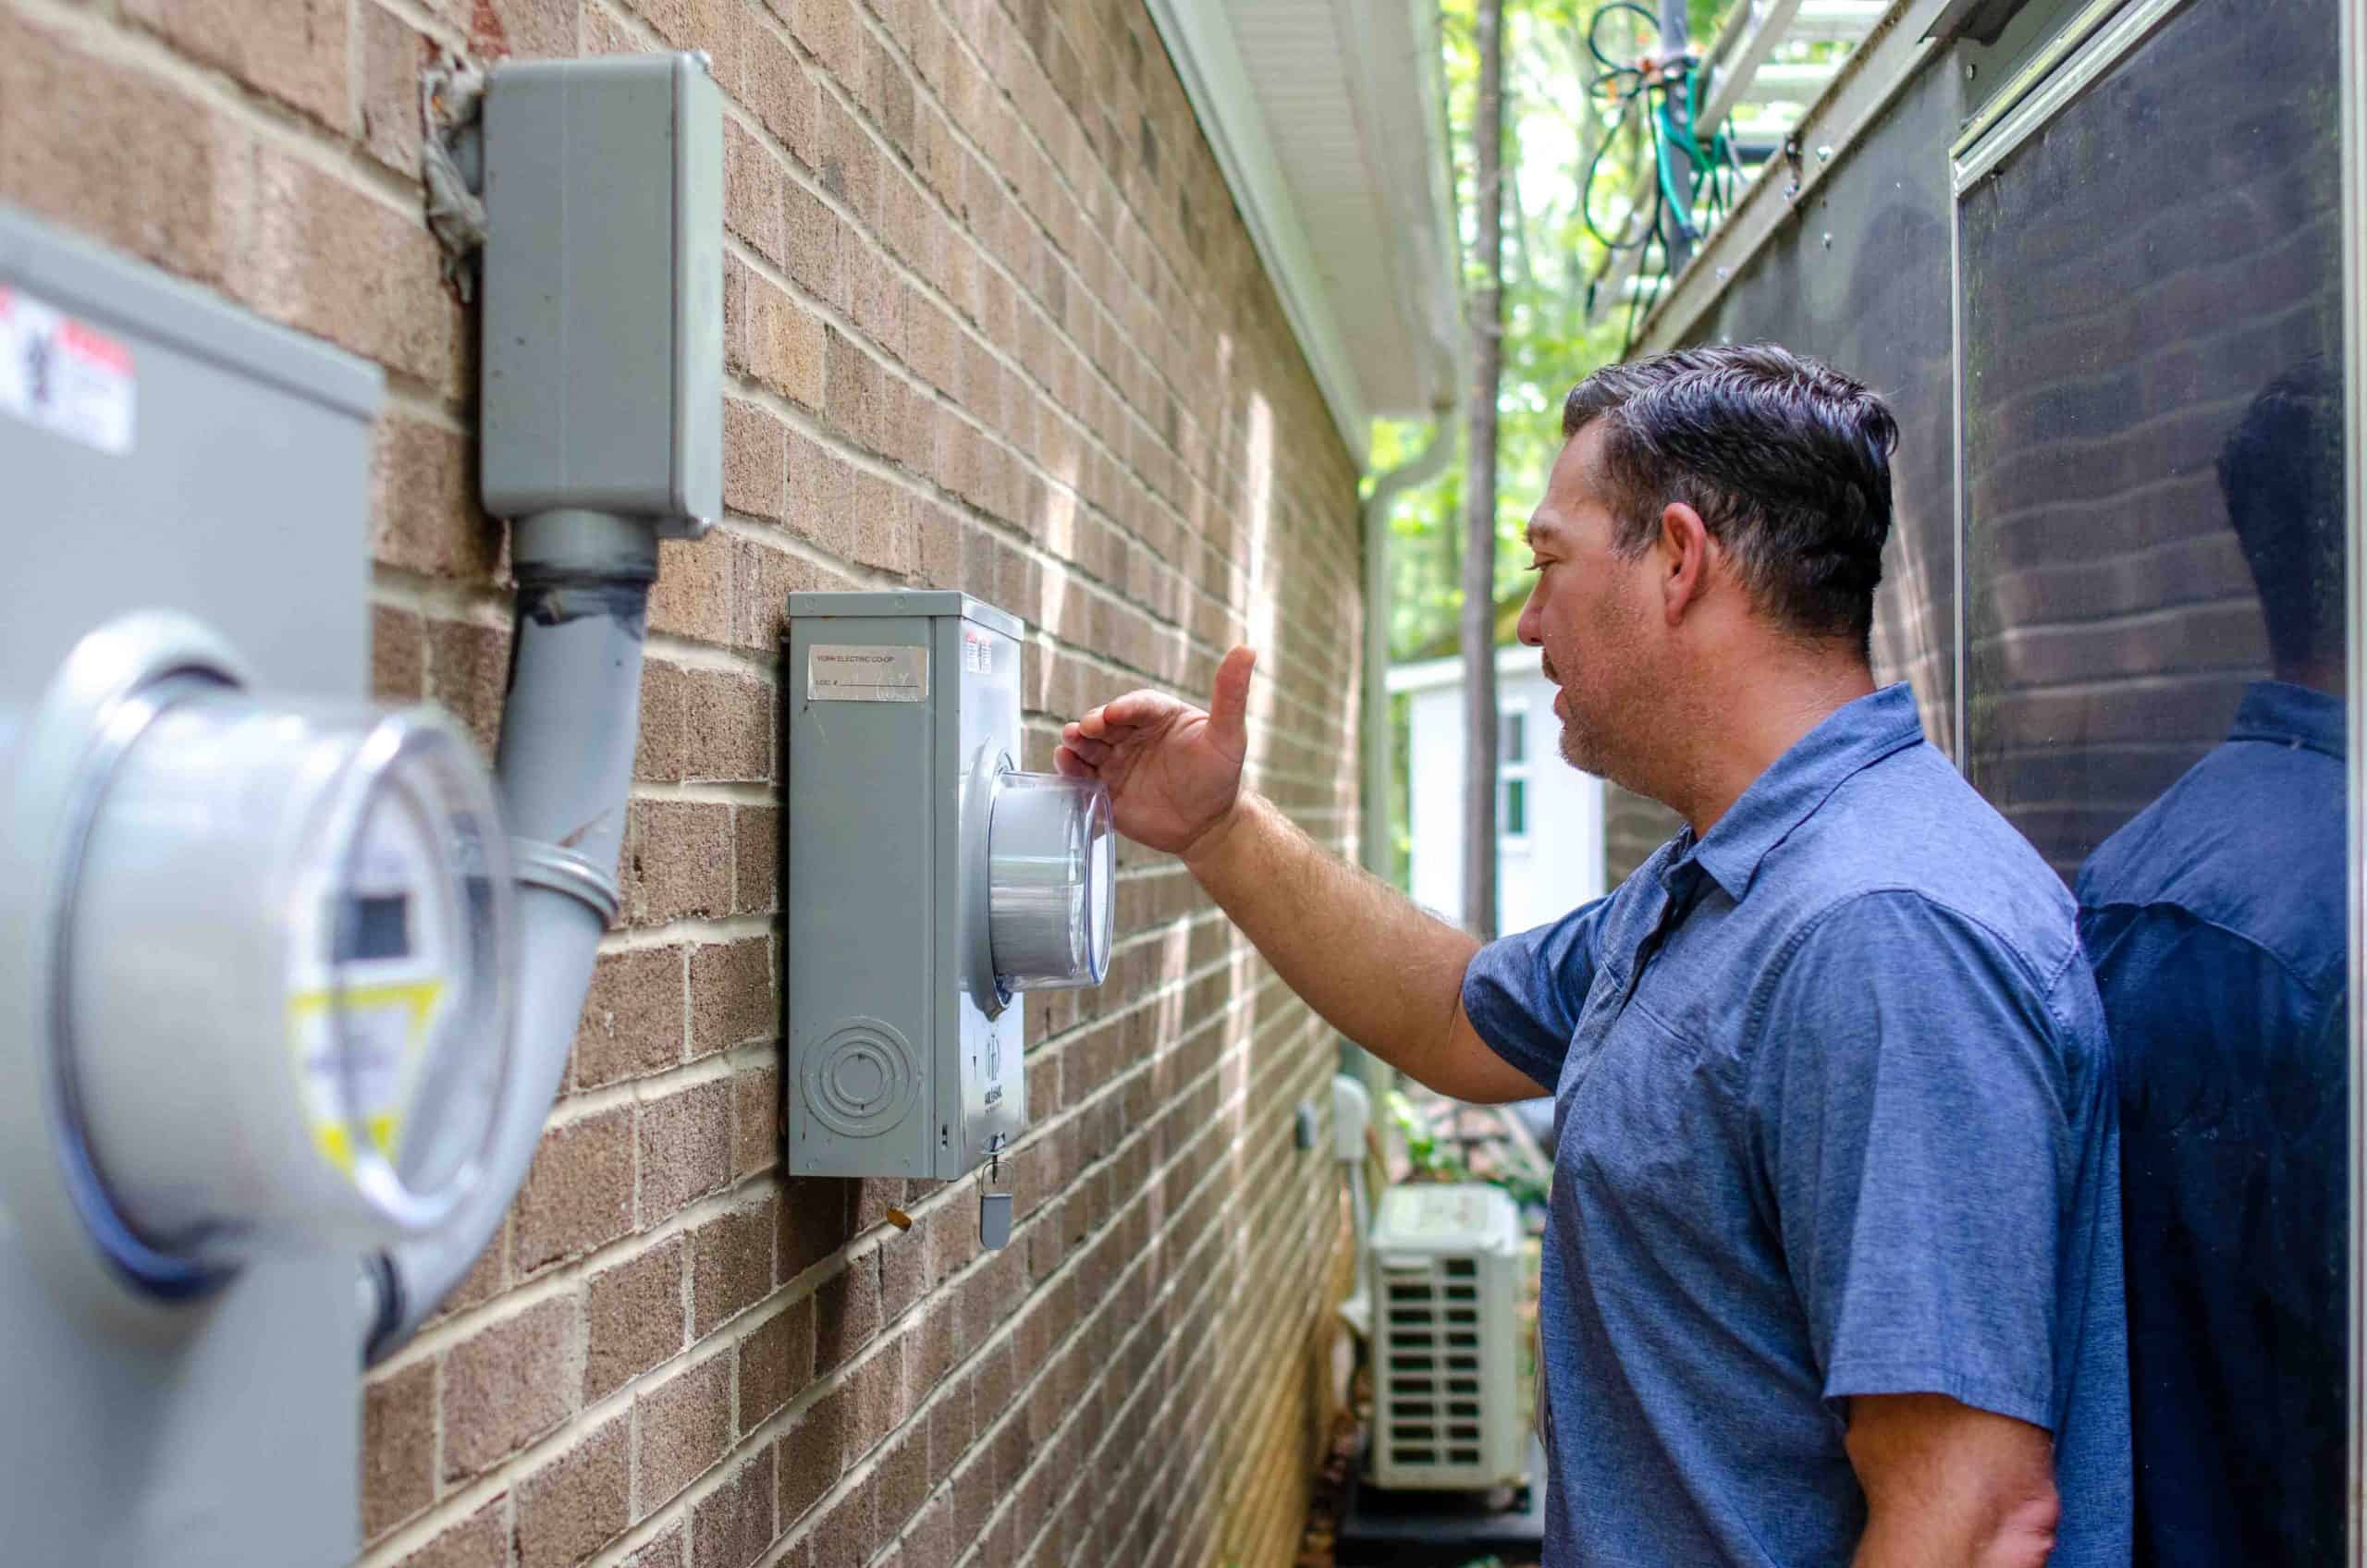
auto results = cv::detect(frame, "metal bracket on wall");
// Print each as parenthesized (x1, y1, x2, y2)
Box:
(419, 52, 487, 298)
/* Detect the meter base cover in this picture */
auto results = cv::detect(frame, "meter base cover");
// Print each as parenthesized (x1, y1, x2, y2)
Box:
(787, 592, 1048, 1182)
(0, 206, 377, 1565)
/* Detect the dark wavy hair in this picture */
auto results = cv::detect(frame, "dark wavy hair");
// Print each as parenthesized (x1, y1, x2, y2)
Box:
(2218, 357, 2343, 672)
(1561, 344, 1899, 651)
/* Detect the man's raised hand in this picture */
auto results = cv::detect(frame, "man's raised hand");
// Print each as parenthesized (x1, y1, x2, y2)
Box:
(1054, 645, 1257, 861)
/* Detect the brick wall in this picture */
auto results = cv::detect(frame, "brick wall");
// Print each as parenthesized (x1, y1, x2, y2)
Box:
(1960, 0, 2341, 876)
(0, 2, 1365, 1565)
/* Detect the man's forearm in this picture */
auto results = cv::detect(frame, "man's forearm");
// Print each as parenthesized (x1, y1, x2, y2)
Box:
(1179, 791, 1539, 1102)
(1852, 1501, 2059, 1568)
(1846, 1396, 2061, 1568)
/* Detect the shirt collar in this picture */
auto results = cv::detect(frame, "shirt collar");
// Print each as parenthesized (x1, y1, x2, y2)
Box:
(2228, 679, 2346, 760)
(1670, 683, 1928, 902)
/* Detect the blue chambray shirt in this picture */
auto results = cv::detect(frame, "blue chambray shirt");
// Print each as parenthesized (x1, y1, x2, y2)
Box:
(1463, 683, 2132, 1566)
(2078, 680, 2347, 1564)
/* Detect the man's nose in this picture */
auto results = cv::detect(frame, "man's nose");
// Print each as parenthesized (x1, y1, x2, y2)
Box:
(1515, 585, 1545, 648)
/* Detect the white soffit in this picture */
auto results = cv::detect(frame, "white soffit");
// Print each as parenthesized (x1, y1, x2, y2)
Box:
(1144, 0, 1465, 466)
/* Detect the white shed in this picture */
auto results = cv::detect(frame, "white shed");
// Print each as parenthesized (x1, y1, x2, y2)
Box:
(1388, 645, 1609, 935)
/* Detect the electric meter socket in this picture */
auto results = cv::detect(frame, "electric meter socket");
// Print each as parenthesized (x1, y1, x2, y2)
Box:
(787, 592, 1115, 1182)
(11, 613, 515, 1294)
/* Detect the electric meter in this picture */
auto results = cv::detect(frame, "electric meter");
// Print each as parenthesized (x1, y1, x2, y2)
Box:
(968, 754, 1116, 1008)
(31, 615, 514, 1288)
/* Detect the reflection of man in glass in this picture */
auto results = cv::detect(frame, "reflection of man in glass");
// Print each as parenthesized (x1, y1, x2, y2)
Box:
(2076, 360, 2346, 1565)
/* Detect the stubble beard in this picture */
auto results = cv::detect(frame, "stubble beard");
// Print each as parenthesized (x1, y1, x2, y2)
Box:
(1554, 665, 1659, 802)
(1557, 699, 1620, 785)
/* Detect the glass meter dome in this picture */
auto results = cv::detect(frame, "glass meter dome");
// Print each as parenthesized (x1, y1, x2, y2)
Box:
(31, 616, 516, 1287)
(963, 748, 1115, 1012)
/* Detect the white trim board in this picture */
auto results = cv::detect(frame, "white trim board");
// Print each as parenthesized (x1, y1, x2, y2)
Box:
(1386, 644, 1550, 694)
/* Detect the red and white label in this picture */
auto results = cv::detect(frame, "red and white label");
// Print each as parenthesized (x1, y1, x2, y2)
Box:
(963, 628, 994, 675)
(0, 286, 136, 455)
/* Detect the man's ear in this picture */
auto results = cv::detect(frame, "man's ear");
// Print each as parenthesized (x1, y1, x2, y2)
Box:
(1656, 502, 1714, 626)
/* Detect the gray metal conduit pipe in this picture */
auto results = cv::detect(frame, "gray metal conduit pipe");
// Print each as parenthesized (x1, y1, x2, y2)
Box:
(1345, 408, 1456, 1089)
(1357, 408, 1458, 886)
(364, 509, 656, 1362)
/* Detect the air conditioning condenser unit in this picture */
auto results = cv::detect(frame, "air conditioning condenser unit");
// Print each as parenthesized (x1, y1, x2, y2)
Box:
(1368, 1182, 1527, 1492)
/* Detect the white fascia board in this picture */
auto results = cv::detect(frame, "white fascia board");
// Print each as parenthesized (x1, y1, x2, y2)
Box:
(1407, 0, 1466, 384)
(1144, 0, 1374, 465)
(1357, 0, 1468, 409)
(1384, 645, 1549, 694)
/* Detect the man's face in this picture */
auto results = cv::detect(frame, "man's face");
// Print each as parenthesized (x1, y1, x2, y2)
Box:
(1516, 425, 1662, 782)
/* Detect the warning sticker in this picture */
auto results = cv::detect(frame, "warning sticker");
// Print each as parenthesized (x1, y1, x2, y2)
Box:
(288, 980, 445, 1177)
(963, 629, 994, 675)
(809, 643, 929, 702)
(0, 287, 135, 455)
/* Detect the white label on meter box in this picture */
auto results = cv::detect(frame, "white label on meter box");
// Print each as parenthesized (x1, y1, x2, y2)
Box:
(963, 628, 994, 675)
(809, 644, 929, 702)
(0, 286, 135, 455)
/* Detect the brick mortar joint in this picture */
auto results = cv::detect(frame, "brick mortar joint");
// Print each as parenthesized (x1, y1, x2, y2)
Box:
(630, 781, 780, 808)
(716, 242, 1264, 660)
(905, 1084, 1343, 1568)
(367, 572, 514, 631)
(712, 43, 1290, 571)
(370, 1166, 789, 1379)
(769, 1012, 1337, 1556)
(546, 1050, 741, 1132)
(12, 0, 438, 227)
(836, 0, 1233, 486)
(561, 998, 1317, 1563)
(644, 621, 789, 680)
(895, 0, 1256, 451)
(598, 915, 777, 958)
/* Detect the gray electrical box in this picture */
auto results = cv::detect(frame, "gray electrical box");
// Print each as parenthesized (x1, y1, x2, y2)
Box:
(0, 203, 380, 1564)
(786, 593, 1114, 1182)
(480, 52, 721, 532)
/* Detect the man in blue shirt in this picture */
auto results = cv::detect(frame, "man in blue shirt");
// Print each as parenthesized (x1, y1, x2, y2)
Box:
(1058, 344, 2131, 1564)
(2076, 360, 2347, 1564)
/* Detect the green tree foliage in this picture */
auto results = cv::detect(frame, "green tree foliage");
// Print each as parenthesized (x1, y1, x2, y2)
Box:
(1375, 0, 1740, 668)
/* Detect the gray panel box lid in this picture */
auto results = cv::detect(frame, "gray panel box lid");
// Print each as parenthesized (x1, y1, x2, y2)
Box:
(0, 202, 382, 419)
(788, 591, 1024, 640)
(479, 53, 721, 530)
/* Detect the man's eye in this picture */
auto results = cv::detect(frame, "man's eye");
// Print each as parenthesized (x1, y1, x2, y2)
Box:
(1524, 558, 1546, 573)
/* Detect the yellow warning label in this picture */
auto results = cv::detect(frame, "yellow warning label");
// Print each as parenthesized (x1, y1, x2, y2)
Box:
(287, 981, 445, 1177)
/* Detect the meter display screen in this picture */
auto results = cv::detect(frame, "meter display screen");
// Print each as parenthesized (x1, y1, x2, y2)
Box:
(338, 894, 411, 962)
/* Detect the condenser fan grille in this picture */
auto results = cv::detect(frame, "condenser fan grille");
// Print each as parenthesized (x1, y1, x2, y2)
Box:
(1380, 1260, 1487, 1468)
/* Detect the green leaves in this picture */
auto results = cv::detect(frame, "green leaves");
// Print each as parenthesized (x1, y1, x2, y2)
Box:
(1377, 0, 1740, 665)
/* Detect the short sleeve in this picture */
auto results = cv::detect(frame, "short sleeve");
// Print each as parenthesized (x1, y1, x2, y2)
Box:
(1460, 899, 1609, 1094)
(1748, 890, 2076, 1432)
